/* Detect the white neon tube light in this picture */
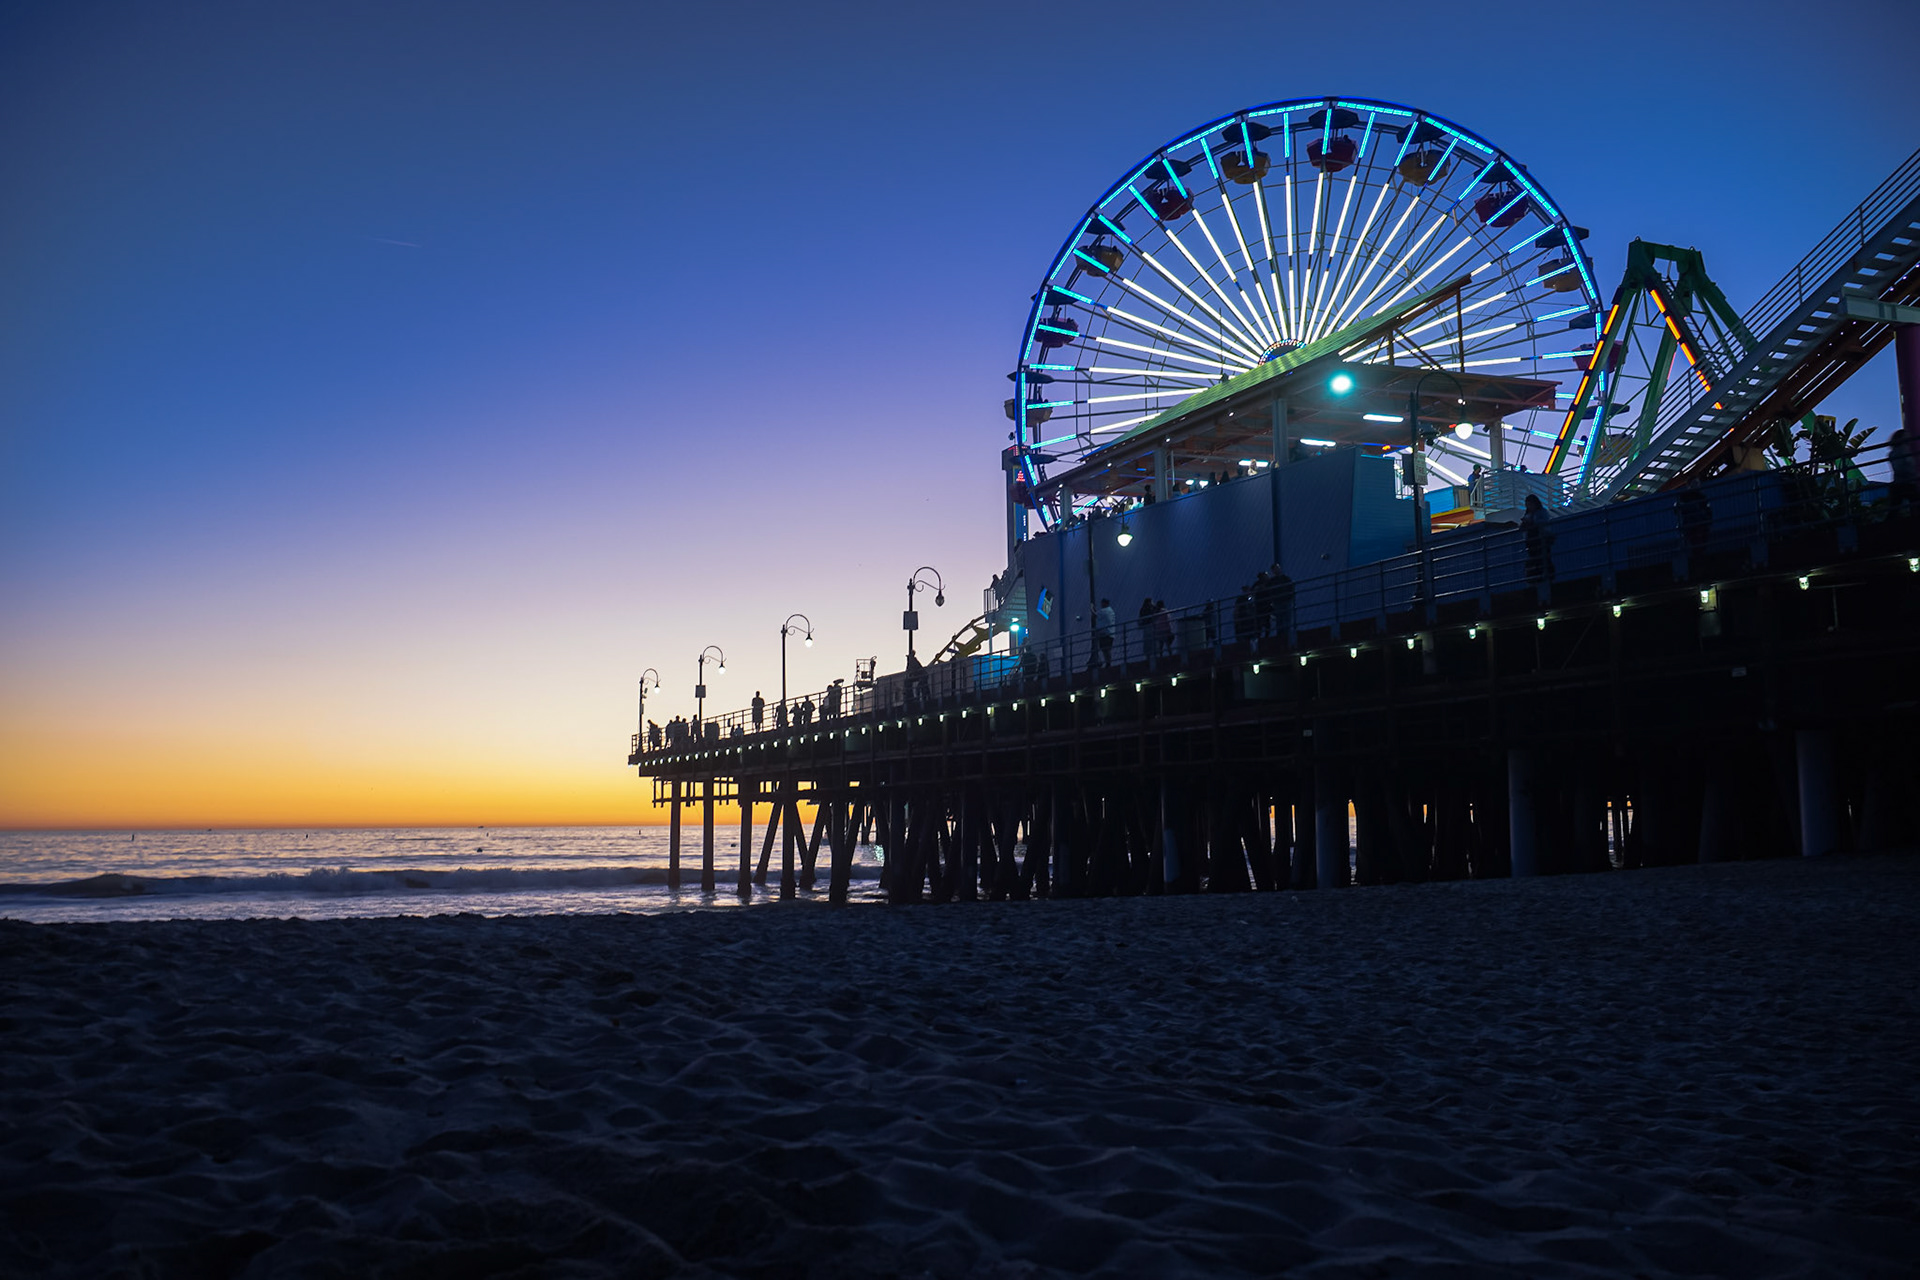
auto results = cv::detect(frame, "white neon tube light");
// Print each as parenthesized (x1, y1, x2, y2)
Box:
(1085, 366, 1215, 381)
(1133, 250, 1266, 360)
(1091, 331, 1244, 371)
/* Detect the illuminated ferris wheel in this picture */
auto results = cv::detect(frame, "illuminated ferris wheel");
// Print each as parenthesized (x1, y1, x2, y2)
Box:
(1009, 96, 1603, 526)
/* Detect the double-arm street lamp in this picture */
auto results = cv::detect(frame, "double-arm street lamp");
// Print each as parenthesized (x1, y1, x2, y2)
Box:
(779, 613, 814, 707)
(695, 645, 725, 727)
(904, 566, 945, 662)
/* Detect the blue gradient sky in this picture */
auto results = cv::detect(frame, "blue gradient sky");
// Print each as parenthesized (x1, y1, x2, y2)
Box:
(3, 0, 1914, 825)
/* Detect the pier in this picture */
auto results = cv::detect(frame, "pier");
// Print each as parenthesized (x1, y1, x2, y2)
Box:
(632, 102, 1920, 905)
(635, 447, 1920, 903)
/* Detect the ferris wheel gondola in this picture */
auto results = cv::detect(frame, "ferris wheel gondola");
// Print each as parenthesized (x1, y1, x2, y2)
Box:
(1010, 96, 1603, 528)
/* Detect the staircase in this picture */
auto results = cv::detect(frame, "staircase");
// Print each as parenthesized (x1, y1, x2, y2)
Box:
(1594, 147, 1920, 500)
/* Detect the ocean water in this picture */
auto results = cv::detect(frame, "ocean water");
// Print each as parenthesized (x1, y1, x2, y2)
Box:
(0, 827, 886, 923)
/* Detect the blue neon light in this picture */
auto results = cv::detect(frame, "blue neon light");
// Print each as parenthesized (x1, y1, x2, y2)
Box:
(1508, 226, 1552, 254)
(1129, 184, 1160, 221)
(1337, 100, 1411, 117)
(1240, 121, 1254, 165)
(1506, 170, 1563, 223)
(1457, 156, 1498, 199)
(1282, 116, 1292, 159)
(1199, 138, 1221, 180)
(1564, 228, 1599, 300)
(1539, 349, 1595, 359)
(1481, 190, 1526, 225)
(1392, 124, 1415, 166)
(1051, 285, 1094, 305)
(1097, 214, 1133, 245)
(1034, 401, 1076, 410)
(1029, 363, 1075, 371)
(1033, 433, 1081, 448)
(1536, 304, 1590, 321)
(1036, 322, 1078, 336)
(1429, 136, 1459, 181)
(1161, 157, 1188, 198)
(1525, 264, 1578, 286)
(1427, 118, 1493, 154)
(1249, 102, 1309, 117)
(1073, 248, 1111, 273)
(1527, 429, 1558, 440)
(1358, 113, 1375, 158)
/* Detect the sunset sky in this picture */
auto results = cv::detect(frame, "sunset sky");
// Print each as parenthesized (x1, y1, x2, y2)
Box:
(3, 0, 1914, 828)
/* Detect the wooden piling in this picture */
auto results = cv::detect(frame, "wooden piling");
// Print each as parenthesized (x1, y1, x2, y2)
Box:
(701, 778, 716, 892)
(737, 778, 754, 897)
(668, 780, 682, 891)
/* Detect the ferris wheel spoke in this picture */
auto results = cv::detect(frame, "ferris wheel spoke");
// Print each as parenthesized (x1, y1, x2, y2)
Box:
(1303, 172, 1361, 341)
(1334, 207, 1448, 335)
(1244, 178, 1287, 340)
(1371, 233, 1477, 320)
(1110, 275, 1249, 356)
(1187, 204, 1267, 336)
(1100, 307, 1255, 370)
(1210, 191, 1284, 344)
(1087, 331, 1244, 372)
(1127, 251, 1266, 361)
(1309, 178, 1394, 345)
(1281, 173, 1301, 339)
(1321, 186, 1427, 339)
(1159, 224, 1270, 350)
(1297, 168, 1328, 341)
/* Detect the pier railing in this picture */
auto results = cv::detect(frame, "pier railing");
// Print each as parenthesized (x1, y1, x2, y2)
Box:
(636, 440, 1908, 759)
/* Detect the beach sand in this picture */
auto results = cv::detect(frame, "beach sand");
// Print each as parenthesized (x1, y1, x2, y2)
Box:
(3, 855, 1917, 1278)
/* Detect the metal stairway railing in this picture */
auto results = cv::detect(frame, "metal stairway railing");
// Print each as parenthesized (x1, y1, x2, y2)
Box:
(1594, 146, 1920, 501)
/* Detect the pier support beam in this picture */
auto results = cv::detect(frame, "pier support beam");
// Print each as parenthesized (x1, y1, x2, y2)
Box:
(781, 784, 799, 898)
(828, 794, 855, 905)
(737, 779, 754, 898)
(668, 780, 682, 891)
(1314, 767, 1348, 889)
(1797, 729, 1840, 857)
(1290, 778, 1316, 888)
(1508, 748, 1540, 877)
(701, 779, 716, 893)
(1160, 778, 1181, 890)
(1697, 758, 1736, 864)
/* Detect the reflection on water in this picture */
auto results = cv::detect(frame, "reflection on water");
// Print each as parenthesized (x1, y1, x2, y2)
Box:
(0, 827, 885, 922)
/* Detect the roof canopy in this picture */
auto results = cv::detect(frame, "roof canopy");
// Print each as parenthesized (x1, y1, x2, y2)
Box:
(1038, 276, 1559, 502)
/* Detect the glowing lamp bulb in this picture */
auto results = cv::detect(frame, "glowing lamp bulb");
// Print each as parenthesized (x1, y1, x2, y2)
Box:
(716, 662, 726, 674)
(1328, 372, 1355, 394)
(1117, 528, 1133, 547)
(1454, 422, 1473, 439)
(804, 636, 813, 648)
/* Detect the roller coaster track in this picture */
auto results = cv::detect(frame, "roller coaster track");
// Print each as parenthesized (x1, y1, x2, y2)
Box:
(1594, 146, 1920, 501)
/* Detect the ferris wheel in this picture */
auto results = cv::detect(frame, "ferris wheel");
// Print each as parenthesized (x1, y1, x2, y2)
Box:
(1010, 96, 1603, 526)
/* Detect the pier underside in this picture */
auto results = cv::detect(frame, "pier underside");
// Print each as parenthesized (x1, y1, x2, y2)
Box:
(639, 472, 1920, 904)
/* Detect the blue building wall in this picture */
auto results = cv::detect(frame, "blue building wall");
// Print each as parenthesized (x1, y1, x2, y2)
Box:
(1016, 448, 1415, 648)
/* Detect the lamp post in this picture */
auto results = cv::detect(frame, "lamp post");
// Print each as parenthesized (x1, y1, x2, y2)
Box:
(904, 566, 945, 662)
(779, 613, 814, 707)
(637, 667, 660, 746)
(695, 645, 725, 728)
(1407, 369, 1467, 556)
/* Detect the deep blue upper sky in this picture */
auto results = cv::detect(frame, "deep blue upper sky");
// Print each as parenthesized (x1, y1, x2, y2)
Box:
(2, 0, 1914, 823)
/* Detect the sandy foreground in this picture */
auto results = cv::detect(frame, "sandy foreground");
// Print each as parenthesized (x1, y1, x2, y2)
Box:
(2, 856, 1917, 1278)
